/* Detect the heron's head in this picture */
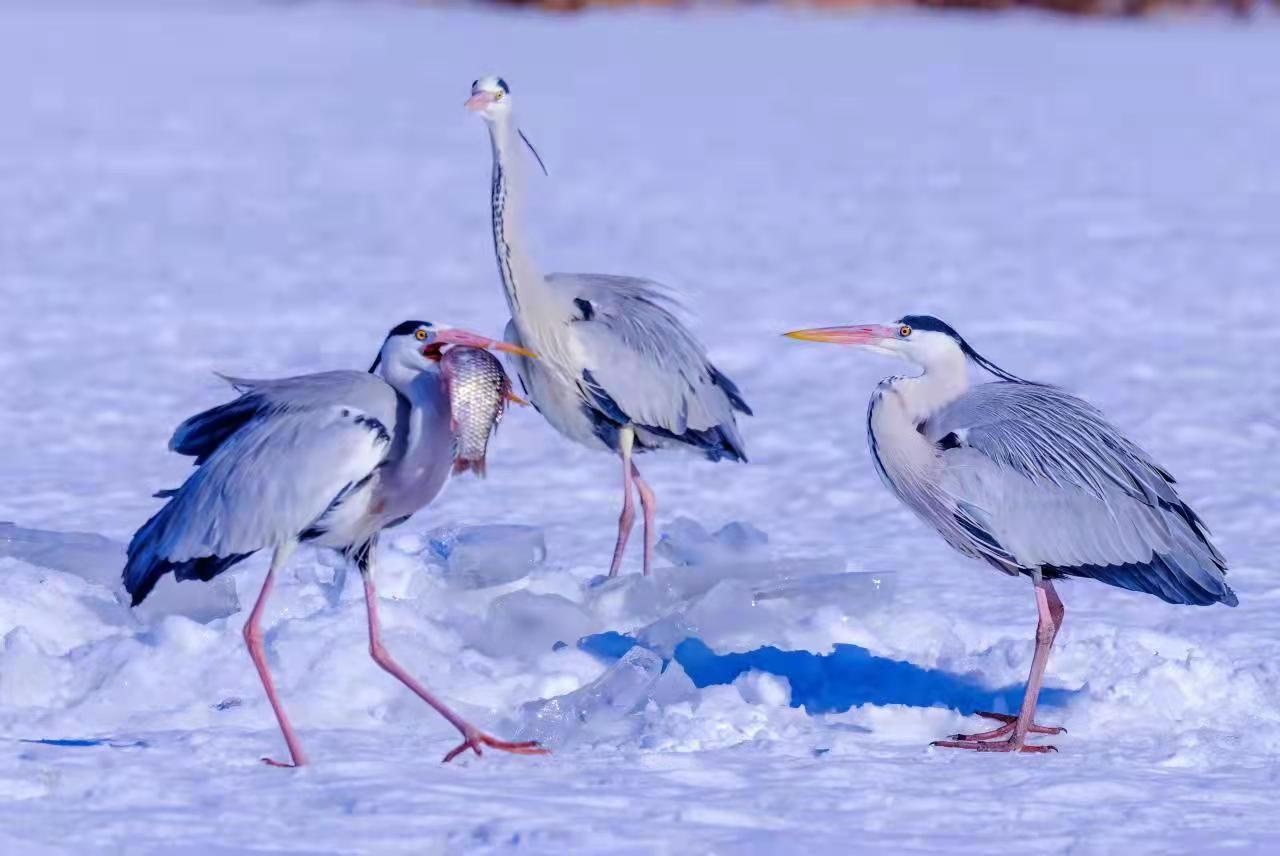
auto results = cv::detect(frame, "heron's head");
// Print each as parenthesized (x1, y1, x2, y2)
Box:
(465, 76, 512, 122)
(784, 315, 978, 373)
(369, 320, 534, 374)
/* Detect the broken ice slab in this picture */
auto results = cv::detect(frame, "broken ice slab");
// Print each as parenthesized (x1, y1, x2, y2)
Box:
(514, 645, 663, 750)
(628, 571, 897, 658)
(651, 555, 848, 602)
(752, 571, 897, 611)
(0, 523, 238, 624)
(474, 589, 598, 659)
(656, 517, 769, 567)
(1, 523, 121, 584)
(425, 524, 546, 589)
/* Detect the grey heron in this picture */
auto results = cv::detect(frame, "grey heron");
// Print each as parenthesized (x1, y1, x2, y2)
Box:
(123, 321, 547, 767)
(465, 76, 752, 578)
(785, 314, 1236, 752)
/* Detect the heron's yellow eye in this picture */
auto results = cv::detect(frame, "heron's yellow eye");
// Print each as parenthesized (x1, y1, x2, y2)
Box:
(493, 91, 504, 102)
(899, 325, 912, 338)
(415, 329, 428, 341)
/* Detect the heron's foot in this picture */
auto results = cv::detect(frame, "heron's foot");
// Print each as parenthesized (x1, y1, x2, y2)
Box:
(261, 756, 305, 768)
(930, 712, 1062, 752)
(930, 738, 1058, 753)
(442, 728, 548, 764)
(946, 711, 1065, 743)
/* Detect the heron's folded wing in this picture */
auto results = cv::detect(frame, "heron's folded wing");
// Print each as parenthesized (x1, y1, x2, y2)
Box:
(172, 370, 398, 464)
(552, 273, 751, 439)
(146, 373, 401, 561)
(929, 383, 1231, 605)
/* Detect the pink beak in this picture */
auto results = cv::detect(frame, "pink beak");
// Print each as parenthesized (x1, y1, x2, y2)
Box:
(783, 324, 898, 345)
(428, 328, 535, 359)
(465, 91, 496, 112)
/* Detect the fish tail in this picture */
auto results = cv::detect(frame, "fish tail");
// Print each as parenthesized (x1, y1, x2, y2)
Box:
(452, 457, 487, 479)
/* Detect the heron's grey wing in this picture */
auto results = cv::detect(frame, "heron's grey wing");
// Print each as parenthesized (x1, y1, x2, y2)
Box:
(550, 273, 751, 461)
(926, 383, 1234, 606)
(125, 372, 400, 604)
(171, 370, 398, 464)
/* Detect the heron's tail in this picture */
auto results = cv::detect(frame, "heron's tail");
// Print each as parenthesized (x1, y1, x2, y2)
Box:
(123, 497, 253, 606)
(1047, 552, 1237, 608)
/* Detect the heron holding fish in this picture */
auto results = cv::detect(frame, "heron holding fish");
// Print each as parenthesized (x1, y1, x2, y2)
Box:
(122, 321, 546, 767)
(786, 314, 1235, 752)
(466, 75, 752, 578)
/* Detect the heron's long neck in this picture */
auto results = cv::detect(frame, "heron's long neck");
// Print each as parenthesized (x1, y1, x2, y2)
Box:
(889, 359, 970, 427)
(487, 118, 549, 322)
(868, 362, 969, 495)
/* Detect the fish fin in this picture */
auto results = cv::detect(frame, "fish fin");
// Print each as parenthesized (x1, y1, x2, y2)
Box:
(506, 390, 530, 407)
(452, 458, 487, 479)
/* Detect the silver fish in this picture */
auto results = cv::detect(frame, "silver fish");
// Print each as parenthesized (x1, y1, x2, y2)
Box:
(441, 345, 516, 478)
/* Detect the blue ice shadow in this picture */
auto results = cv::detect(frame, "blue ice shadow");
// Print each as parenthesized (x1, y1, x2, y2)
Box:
(579, 632, 1076, 715)
(18, 738, 148, 749)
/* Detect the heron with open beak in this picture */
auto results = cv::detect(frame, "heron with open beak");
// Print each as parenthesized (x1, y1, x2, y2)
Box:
(124, 321, 546, 767)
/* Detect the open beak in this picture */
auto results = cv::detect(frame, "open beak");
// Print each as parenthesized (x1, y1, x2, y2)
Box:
(465, 91, 496, 112)
(783, 324, 897, 346)
(429, 328, 536, 359)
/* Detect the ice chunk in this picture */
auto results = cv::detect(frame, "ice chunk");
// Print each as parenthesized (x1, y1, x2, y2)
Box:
(714, 521, 768, 553)
(425, 524, 546, 589)
(1, 523, 121, 586)
(474, 589, 597, 659)
(656, 517, 770, 567)
(653, 555, 848, 602)
(0, 523, 239, 624)
(655, 517, 716, 567)
(630, 571, 896, 657)
(515, 645, 663, 750)
(753, 571, 897, 615)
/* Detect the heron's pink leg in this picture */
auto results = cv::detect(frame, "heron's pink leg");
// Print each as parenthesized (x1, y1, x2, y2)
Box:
(243, 545, 308, 768)
(933, 579, 1064, 754)
(631, 462, 656, 577)
(360, 564, 546, 764)
(608, 428, 637, 577)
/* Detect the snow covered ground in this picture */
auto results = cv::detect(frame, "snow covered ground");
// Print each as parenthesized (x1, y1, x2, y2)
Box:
(2, 1, 1279, 852)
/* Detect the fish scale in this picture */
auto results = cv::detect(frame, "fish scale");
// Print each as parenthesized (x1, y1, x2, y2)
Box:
(441, 346, 512, 478)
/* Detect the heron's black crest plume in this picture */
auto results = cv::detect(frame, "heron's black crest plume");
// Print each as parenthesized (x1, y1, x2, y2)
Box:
(387, 319, 432, 338)
(898, 314, 962, 339)
(370, 319, 432, 373)
(898, 314, 1033, 384)
(519, 129, 549, 177)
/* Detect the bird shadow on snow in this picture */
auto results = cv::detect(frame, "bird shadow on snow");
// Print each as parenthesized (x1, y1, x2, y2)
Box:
(578, 632, 1078, 716)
